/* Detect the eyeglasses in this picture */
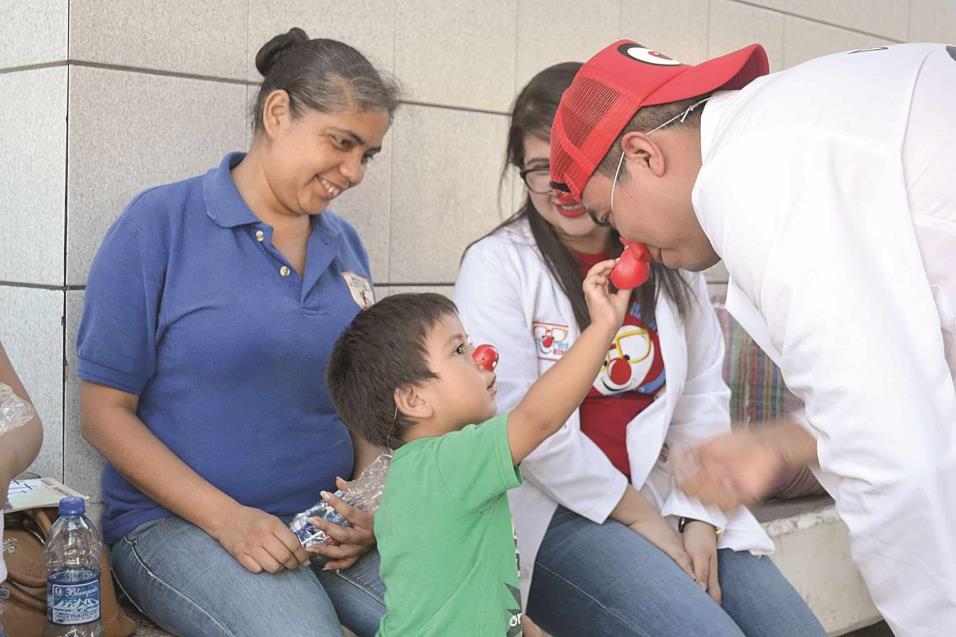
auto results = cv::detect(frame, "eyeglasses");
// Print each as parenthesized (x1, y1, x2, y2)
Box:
(609, 96, 714, 215)
(519, 166, 553, 194)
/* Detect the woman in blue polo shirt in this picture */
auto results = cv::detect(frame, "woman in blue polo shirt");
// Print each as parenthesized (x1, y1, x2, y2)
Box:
(77, 28, 396, 637)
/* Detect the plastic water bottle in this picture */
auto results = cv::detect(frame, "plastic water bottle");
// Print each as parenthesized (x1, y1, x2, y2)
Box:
(44, 497, 104, 637)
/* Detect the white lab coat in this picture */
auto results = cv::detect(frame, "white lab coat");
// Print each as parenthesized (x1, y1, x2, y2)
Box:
(454, 218, 773, 607)
(693, 43, 956, 636)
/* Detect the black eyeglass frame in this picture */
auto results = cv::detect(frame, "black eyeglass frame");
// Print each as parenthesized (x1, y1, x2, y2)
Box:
(518, 166, 553, 194)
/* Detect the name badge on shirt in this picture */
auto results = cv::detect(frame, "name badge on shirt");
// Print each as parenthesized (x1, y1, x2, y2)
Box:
(341, 271, 375, 309)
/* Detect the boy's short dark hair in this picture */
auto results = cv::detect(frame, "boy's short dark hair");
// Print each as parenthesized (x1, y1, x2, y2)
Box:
(327, 293, 458, 448)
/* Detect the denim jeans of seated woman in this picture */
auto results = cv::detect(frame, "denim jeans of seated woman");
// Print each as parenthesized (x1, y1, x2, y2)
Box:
(527, 506, 826, 637)
(110, 515, 385, 637)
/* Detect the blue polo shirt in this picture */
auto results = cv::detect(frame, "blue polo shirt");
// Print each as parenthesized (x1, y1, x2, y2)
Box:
(77, 153, 373, 545)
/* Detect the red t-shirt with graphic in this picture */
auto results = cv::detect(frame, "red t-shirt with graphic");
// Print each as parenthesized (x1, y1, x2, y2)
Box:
(574, 251, 665, 477)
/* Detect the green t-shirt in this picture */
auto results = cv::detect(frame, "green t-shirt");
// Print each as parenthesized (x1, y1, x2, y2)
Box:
(375, 413, 524, 636)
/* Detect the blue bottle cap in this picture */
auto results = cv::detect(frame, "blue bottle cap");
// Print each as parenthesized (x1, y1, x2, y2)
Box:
(58, 496, 86, 516)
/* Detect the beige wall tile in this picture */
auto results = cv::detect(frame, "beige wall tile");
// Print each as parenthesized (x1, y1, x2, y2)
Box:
(743, 0, 785, 8)
(0, 0, 67, 69)
(331, 133, 393, 282)
(0, 67, 67, 285)
(63, 291, 104, 500)
(783, 0, 907, 41)
(69, 0, 247, 79)
(246, 0, 397, 82)
(0, 287, 64, 481)
(707, 281, 728, 301)
(245, 84, 257, 150)
(516, 0, 619, 90)
(389, 105, 509, 283)
(909, 0, 956, 42)
(709, 0, 784, 71)
(784, 16, 890, 68)
(622, 0, 711, 65)
(395, 0, 518, 112)
(704, 260, 728, 284)
(66, 67, 247, 285)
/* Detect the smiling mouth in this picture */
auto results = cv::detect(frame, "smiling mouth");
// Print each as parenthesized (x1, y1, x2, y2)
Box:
(317, 176, 345, 198)
(555, 203, 587, 219)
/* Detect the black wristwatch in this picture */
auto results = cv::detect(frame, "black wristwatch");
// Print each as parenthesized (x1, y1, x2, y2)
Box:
(678, 517, 723, 538)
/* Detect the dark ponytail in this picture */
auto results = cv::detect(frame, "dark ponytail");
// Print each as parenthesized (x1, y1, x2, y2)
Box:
(465, 62, 693, 330)
(252, 28, 400, 133)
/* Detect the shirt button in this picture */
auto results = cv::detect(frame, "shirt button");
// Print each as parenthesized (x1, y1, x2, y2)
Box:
(255, 230, 265, 242)
(279, 266, 291, 277)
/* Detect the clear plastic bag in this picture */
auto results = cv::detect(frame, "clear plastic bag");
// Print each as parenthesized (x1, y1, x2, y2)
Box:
(0, 381, 35, 436)
(290, 453, 391, 550)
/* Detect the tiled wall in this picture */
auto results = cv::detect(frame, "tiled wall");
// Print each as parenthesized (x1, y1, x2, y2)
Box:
(1, 0, 952, 499)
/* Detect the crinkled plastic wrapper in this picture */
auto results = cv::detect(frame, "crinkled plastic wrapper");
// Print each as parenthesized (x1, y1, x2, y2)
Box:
(290, 453, 391, 552)
(0, 382, 35, 435)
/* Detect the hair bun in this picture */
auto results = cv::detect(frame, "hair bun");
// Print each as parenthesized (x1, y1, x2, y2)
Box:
(255, 27, 310, 76)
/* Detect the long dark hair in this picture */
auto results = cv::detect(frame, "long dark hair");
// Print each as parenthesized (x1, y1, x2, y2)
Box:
(466, 62, 692, 330)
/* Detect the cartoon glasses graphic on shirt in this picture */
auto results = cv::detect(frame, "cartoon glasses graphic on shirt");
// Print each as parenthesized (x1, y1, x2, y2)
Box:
(595, 327, 663, 395)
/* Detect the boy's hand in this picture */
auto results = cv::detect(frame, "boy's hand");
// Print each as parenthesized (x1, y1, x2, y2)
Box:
(682, 520, 721, 604)
(583, 259, 631, 330)
(629, 513, 695, 579)
(214, 504, 310, 574)
(307, 481, 376, 571)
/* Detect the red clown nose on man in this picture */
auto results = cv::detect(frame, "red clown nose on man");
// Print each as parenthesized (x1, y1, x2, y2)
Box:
(550, 38, 956, 636)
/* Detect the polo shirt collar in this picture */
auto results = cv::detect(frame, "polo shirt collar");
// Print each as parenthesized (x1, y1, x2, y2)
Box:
(203, 154, 348, 248)
(204, 152, 260, 228)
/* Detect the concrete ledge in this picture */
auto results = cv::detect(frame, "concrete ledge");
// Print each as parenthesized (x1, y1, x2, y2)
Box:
(757, 496, 882, 636)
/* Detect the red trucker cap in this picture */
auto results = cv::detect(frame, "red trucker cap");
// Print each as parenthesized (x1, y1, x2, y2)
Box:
(550, 40, 769, 200)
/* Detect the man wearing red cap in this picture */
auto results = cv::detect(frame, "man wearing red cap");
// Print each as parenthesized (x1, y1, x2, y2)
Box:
(551, 40, 956, 636)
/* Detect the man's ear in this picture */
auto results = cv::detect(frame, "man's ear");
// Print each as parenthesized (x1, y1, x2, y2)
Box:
(262, 89, 291, 141)
(394, 384, 434, 422)
(620, 131, 667, 178)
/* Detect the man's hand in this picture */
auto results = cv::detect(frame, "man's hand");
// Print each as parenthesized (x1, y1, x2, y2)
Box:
(676, 422, 820, 510)
(212, 504, 310, 574)
(682, 520, 721, 604)
(675, 429, 789, 510)
(307, 478, 377, 571)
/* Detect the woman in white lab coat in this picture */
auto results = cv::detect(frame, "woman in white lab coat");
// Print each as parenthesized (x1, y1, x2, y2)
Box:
(454, 63, 823, 637)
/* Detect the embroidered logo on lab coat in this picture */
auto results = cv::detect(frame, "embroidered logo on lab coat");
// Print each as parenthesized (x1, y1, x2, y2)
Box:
(341, 272, 374, 309)
(532, 321, 570, 361)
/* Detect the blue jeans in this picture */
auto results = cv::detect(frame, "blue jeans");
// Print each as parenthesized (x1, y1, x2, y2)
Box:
(110, 516, 385, 637)
(0, 584, 9, 636)
(527, 506, 825, 637)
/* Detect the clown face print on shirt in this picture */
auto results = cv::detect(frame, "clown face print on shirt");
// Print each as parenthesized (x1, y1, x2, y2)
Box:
(592, 301, 665, 396)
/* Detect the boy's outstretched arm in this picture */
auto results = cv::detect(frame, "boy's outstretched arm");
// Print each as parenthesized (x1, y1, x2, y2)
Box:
(507, 260, 630, 464)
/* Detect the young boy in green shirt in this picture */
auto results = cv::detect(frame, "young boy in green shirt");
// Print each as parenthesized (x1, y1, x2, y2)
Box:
(327, 260, 628, 636)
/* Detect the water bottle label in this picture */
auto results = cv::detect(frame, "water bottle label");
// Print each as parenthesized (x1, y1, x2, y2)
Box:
(47, 574, 101, 625)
